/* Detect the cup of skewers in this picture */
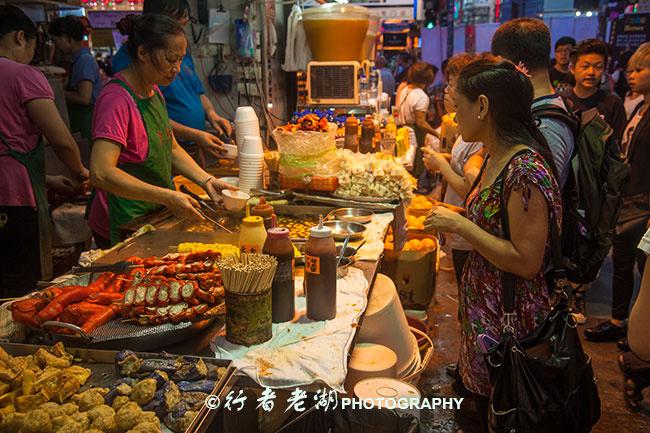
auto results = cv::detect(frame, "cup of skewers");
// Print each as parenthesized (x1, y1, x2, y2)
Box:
(219, 254, 277, 346)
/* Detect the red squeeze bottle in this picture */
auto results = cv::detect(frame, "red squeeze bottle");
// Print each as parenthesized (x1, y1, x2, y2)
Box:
(304, 219, 337, 320)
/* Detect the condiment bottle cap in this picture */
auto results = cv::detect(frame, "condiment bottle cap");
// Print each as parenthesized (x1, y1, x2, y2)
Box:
(267, 227, 289, 239)
(242, 216, 263, 226)
(310, 217, 331, 238)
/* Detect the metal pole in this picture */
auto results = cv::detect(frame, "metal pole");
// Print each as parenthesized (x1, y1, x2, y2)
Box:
(447, 0, 454, 59)
(597, 0, 608, 40)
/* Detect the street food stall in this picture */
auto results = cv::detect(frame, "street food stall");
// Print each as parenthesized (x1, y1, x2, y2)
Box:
(0, 3, 438, 432)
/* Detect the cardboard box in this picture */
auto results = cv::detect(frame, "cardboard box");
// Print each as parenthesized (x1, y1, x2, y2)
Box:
(379, 233, 438, 310)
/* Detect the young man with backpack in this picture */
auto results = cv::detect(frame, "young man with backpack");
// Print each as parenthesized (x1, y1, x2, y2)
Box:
(566, 39, 627, 148)
(492, 20, 630, 324)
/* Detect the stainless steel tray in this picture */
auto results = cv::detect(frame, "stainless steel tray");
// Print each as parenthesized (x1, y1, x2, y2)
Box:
(292, 192, 400, 211)
(29, 315, 219, 351)
(0, 342, 238, 433)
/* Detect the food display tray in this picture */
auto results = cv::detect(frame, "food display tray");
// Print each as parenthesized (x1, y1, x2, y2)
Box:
(292, 192, 400, 211)
(0, 342, 237, 433)
(24, 231, 237, 351)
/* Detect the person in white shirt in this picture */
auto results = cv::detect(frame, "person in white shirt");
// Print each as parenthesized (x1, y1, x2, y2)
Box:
(395, 62, 438, 193)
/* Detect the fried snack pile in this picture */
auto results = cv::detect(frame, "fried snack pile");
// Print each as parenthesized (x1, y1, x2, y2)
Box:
(278, 113, 330, 133)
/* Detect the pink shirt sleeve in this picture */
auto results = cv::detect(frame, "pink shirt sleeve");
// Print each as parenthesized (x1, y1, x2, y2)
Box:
(91, 82, 149, 164)
(14, 67, 54, 103)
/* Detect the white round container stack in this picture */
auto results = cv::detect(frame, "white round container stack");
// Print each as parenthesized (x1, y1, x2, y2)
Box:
(344, 342, 398, 393)
(358, 274, 420, 378)
(353, 377, 422, 422)
(235, 106, 261, 148)
(238, 136, 264, 193)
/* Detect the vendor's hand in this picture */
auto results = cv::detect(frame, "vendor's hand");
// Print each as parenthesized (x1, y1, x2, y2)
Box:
(77, 167, 91, 192)
(424, 205, 465, 234)
(422, 147, 449, 173)
(194, 130, 226, 159)
(203, 177, 238, 205)
(165, 190, 204, 222)
(207, 111, 233, 137)
(46, 175, 76, 194)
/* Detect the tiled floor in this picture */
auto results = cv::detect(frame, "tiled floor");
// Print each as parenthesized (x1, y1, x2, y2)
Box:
(416, 249, 650, 433)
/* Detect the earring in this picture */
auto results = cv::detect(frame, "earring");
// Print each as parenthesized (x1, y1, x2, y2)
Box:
(477, 115, 481, 120)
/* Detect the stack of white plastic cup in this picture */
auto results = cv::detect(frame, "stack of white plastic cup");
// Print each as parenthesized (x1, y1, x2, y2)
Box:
(235, 107, 260, 149)
(238, 136, 264, 193)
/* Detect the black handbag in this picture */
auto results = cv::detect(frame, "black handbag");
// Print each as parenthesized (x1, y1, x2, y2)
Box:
(483, 151, 601, 433)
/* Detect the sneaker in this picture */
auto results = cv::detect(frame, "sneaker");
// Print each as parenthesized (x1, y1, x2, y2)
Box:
(570, 288, 587, 325)
(584, 320, 627, 342)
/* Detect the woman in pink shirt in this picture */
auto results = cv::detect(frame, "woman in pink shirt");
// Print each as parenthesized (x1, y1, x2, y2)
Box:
(0, 6, 88, 297)
(88, 14, 234, 246)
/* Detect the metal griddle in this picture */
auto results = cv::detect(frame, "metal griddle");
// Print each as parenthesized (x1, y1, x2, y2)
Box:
(0, 342, 238, 433)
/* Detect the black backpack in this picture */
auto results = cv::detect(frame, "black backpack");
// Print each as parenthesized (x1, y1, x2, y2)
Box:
(533, 105, 631, 284)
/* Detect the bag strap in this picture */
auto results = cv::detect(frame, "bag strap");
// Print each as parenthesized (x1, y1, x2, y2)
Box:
(498, 150, 567, 323)
(532, 104, 580, 139)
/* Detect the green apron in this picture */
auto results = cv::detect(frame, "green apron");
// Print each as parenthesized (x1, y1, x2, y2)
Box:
(0, 132, 53, 280)
(105, 79, 174, 245)
(67, 103, 94, 142)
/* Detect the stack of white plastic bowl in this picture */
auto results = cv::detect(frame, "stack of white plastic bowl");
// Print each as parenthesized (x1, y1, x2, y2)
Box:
(235, 106, 260, 149)
(238, 136, 264, 193)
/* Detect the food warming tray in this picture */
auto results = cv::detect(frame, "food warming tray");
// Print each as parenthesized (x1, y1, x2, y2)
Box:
(0, 342, 237, 433)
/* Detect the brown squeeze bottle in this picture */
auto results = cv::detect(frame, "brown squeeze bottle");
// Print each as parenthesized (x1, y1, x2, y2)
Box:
(304, 218, 337, 320)
(360, 115, 375, 154)
(263, 227, 295, 323)
(344, 114, 360, 152)
(251, 197, 275, 230)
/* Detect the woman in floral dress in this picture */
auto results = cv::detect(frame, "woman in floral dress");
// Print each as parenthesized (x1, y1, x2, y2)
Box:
(425, 57, 562, 429)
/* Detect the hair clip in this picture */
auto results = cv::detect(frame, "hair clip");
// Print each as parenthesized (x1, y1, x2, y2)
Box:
(515, 62, 532, 78)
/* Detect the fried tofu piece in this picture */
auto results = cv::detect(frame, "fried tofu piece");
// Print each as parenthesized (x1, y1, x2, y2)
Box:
(0, 405, 14, 416)
(91, 414, 119, 433)
(19, 408, 50, 433)
(0, 368, 16, 383)
(71, 411, 90, 429)
(127, 421, 162, 433)
(0, 382, 10, 396)
(63, 366, 91, 385)
(50, 414, 76, 432)
(115, 402, 143, 431)
(0, 412, 24, 433)
(131, 378, 157, 405)
(51, 375, 81, 404)
(22, 368, 36, 395)
(87, 404, 115, 422)
(15, 393, 46, 412)
(0, 390, 17, 407)
(112, 396, 130, 412)
(34, 348, 71, 369)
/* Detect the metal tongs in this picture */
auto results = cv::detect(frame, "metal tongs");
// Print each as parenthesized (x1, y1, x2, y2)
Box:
(179, 185, 233, 233)
(71, 261, 140, 275)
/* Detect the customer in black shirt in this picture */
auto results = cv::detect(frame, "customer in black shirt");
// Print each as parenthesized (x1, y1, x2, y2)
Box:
(566, 39, 627, 147)
(549, 36, 576, 93)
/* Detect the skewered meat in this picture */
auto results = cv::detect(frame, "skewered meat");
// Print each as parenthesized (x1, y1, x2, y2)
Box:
(80, 304, 119, 334)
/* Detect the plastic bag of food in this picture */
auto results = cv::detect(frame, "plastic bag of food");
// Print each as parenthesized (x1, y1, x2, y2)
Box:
(272, 124, 340, 191)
